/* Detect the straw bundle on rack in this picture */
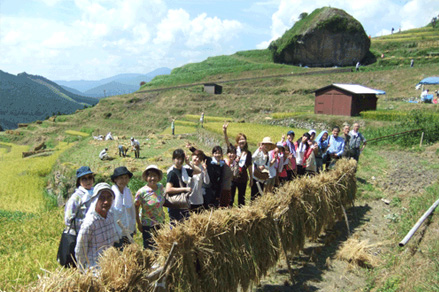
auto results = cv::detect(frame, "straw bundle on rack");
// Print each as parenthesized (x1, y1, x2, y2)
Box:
(154, 206, 280, 292)
(27, 159, 357, 291)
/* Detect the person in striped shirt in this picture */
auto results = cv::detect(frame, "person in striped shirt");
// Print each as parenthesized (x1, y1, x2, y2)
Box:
(75, 183, 119, 271)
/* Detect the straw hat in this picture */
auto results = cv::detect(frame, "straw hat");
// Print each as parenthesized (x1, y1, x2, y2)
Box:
(143, 165, 163, 181)
(260, 137, 274, 144)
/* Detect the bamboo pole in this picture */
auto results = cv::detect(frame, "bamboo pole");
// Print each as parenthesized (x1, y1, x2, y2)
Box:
(367, 128, 422, 143)
(419, 132, 424, 147)
(274, 219, 295, 285)
(153, 242, 178, 292)
(399, 198, 439, 247)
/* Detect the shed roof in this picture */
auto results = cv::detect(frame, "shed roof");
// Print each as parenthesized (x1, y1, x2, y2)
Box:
(316, 83, 385, 95)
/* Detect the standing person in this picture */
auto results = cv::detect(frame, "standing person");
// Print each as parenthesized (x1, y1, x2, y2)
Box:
(325, 126, 345, 169)
(187, 150, 209, 213)
(349, 123, 367, 162)
(75, 183, 119, 271)
(294, 133, 313, 177)
(135, 165, 166, 249)
(171, 118, 175, 136)
(131, 137, 140, 159)
(187, 143, 223, 209)
(281, 130, 297, 180)
(64, 166, 95, 236)
(166, 149, 201, 222)
(266, 143, 284, 193)
(251, 137, 274, 201)
(111, 167, 136, 250)
(356, 62, 360, 72)
(200, 112, 205, 128)
(223, 123, 253, 207)
(279, 145, 294, 184)
(342, 125, 351, 159)
(305, 132, 318, 176)
(315, 131, 329, 172)
(410, 59, 414, 67)
(220, 146, 237, 207)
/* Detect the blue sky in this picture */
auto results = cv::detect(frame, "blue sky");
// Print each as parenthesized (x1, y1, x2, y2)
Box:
(1, 0, 438, 81)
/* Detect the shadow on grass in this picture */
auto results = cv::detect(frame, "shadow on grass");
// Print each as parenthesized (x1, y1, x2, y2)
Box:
(255, 204, 372, 292)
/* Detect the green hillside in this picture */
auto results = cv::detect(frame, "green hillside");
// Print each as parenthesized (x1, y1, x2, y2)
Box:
(0, 71, 98, 129)
(1, 23, 439, 292)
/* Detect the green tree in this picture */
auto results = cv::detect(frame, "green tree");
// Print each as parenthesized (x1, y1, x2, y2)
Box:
(299, 12, 308, 20)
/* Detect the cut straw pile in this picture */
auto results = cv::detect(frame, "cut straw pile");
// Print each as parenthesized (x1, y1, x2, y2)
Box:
(25, 159, 357, 292)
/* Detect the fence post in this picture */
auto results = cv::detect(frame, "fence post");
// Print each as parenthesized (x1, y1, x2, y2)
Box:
(419, 132, 424, 147)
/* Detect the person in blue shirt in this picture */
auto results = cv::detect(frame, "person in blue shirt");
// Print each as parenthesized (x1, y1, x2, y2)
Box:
(325, 126, 345, 169)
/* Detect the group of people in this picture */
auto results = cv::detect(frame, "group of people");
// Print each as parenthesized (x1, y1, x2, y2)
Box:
(98, 137, 141, 160)
(63, 122, 366, 271)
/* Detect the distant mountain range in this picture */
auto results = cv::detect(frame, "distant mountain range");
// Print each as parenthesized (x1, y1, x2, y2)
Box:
(0, 70, 98, 130)
(55, 67, 171, 98)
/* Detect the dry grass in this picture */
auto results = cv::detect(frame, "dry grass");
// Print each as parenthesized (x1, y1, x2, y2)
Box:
(336, 238, 383, 269)
(26, 159, 357, 291)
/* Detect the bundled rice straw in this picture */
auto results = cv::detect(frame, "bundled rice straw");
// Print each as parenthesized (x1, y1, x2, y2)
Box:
(27, 159, 357, 291)
(336, 238, 382, 269)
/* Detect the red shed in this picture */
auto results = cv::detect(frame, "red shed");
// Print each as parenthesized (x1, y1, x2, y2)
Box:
(314, 84, 382, 116)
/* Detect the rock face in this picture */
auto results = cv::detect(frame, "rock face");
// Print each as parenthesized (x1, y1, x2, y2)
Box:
(269, 7, 370, 67)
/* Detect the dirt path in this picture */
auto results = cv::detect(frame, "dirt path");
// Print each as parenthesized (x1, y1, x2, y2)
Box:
(254, 145, 439, 292)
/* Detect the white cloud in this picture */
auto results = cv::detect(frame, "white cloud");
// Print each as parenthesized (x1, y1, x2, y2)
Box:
(153, 8, 242, 51)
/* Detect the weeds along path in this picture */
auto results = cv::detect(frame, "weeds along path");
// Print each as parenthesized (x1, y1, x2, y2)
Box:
(254, 144, 439, 292)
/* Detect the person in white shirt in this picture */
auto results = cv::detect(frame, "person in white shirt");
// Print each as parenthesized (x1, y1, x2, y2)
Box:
(131, 137, 140, 158)
(99, 148, 110, 160)
(110, 167, 136, 250)
(251, 137, 274, 200)
(187, 150, 210, 212)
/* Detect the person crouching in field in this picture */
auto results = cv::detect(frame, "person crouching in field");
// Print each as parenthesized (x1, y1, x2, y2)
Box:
(75, 183, 118, 271)
(111, 167, 136, 250)
(118, 144, 128, 157)
(223, 123, 253, 207)
(135, 165, 166, 249)
(187, 150, 209, 213)
(166, 149, 201, 221)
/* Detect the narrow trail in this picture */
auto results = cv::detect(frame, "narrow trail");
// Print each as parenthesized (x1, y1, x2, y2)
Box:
(254, 145, 439, 292)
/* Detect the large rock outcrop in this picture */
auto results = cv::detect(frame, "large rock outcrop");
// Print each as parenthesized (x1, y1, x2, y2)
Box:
(269, 7, 370, 67)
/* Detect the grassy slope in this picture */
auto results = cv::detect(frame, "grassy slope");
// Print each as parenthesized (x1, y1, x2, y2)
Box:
(1, 25, 439, 291)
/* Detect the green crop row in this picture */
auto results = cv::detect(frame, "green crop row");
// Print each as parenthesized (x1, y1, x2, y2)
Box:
(271, 112, 310, 119)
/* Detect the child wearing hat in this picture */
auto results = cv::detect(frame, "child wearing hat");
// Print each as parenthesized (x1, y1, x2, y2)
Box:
(64, 166, 95, 237)
(111, 166, 136, 249)
(251, 137, 274, 200)
(75, 183, 118, 271)
(135, 165, 166, 249)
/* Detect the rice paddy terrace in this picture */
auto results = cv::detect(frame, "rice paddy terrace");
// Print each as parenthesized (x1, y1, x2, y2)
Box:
(1, 25, 439, 292)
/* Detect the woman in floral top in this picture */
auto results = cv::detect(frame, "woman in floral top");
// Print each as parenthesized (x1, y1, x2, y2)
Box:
(135, 165, 165, 249)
